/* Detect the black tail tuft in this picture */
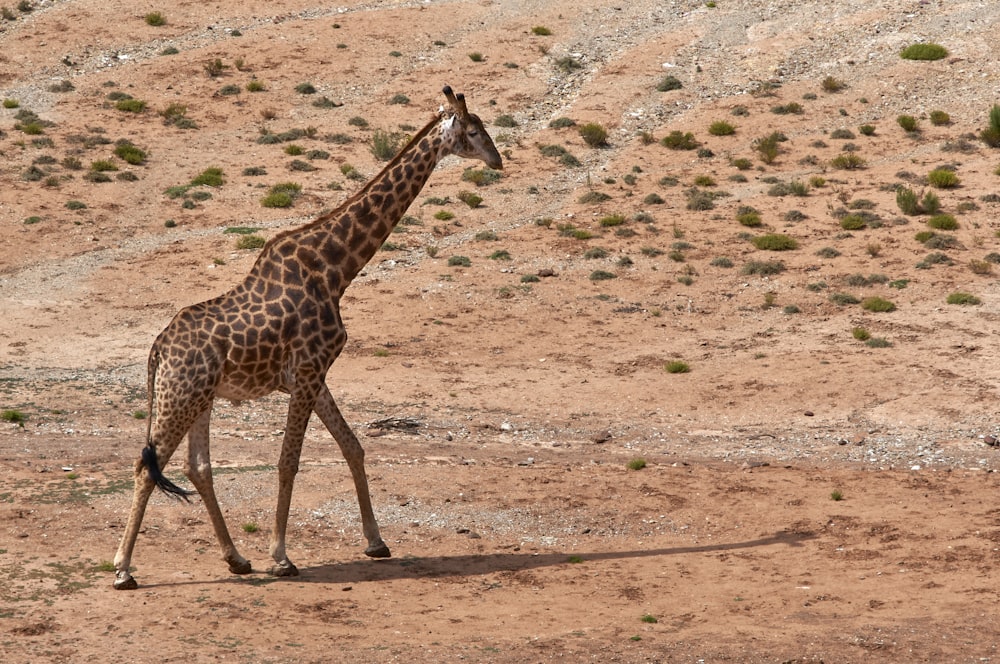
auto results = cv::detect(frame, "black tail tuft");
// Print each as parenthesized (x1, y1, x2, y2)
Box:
(141, 445, 195, 502)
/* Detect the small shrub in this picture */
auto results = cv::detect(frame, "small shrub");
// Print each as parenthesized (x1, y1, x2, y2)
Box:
(896, 187, 920, 215)
(754, 132, 782, 164)
(859, 124, 876, 136)
(738, 212, 762, 227)
(831, 153, 866, 169)
(929, 110, 951, 126)
(829, 292, 860, 306)
(114, 140, 147, 165)
(922, 190, 941, 214)
(830, 128, 855, 140)
(866, 338, 892, 348)
(643, 193, 664, 205)
(489, 250, 511, 261)
(710, 256, 733, 268)
(771, 102, 804, 115)
(549, 117, 576, 129)
(708, 120, 735, 136)
(821, 76, 846, 93)
(589, 270, 616, 281)
(468, 52, 485, 62)
(742, 260, 785, 276)
(448, 255, 472, 267)
(640, 613, 658, 623)
(980, 105, 1000, 148)
(191, 167, 224, 187)
(1, 409, 25, 425)
(896, 114, 919, 132)
(969, 259, 992, 275)
(751, 234, 798, 251)
(656, 76, 682, 92)
(246, 80, 266, 92)
(947, 292, 980, 305)
(628, 458, 648, 471)
(494, 114, 517, 128)
(144, 12, 166, 26)
(665, 360, 690, 374)
(462, 168, 503, 187)
(554, 56, 582, 73)
(661, 131, 700, 150)
(584, 247, 608, 260)
(599, 214, 626, 227)
(852, 327, 871, 341)
(731, 157, 752, 170)
(531, 26, 552, 36)
(579, 122, 609, 147)
(840, 214, 867, 230)
(862, 296, 896, 313)
(65, 200, 87, 210)
(457, 191, 482, 208)
(236, 234, 266, 250)
(927, 168, 960, 188)
(116, 98, 147, 113)
(295, 82, 317, 94)
(371, 129, 404, 161)
(927, 214, 958, 230)
(693, 175, 715, 187)
(900, 43, 948, 61)
(816, 247, 840, 259)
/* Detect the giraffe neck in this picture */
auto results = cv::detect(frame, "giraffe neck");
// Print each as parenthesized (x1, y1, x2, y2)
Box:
(256, 112, 454, 296)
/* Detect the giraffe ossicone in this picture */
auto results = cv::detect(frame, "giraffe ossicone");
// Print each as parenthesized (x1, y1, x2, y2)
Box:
(112, 85, 502, 590)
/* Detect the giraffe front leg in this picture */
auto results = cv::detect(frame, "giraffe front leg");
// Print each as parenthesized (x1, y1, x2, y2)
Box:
(314, 387, 390, 559)
(185, 408, 252, 575)
(268, 388, 317, 577)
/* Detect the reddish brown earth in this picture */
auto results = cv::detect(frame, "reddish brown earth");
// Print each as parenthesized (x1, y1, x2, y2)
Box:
(3, 1, 1000, 661)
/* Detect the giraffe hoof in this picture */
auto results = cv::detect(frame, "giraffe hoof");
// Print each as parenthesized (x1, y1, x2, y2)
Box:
(365, 542, 391, 558)
(268, 561, 299, 577)
(113, 573, 138, 591)
(228, 559, 252, 575)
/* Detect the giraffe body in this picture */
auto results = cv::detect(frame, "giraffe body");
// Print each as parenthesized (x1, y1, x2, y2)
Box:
(113, 86, 501, 589)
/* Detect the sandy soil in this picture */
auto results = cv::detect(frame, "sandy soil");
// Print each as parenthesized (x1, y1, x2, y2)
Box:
(3, 0, 1000, 661)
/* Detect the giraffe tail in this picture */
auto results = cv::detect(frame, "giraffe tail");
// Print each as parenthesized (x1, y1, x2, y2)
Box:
(142, 344, 195, 502)
(141, 445, 195, 502)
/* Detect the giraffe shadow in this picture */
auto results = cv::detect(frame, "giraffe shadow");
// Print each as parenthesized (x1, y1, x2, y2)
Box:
(137, 530, 814, 589)
(288, 529, 814, 585)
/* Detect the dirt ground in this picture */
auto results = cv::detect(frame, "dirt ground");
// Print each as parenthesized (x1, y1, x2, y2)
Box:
(3, 0, 1000, 661)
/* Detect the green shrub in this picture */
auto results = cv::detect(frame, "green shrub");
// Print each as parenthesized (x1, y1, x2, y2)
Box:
(862, 296, 896, 313)
(144, 12, 166, 26)
(927, 214, 958, 230)
(599, 214, 626, 227)
(116, 99, 147, 113)
(114, 141, 147, 165)
(448, 255, 472, 267)
(896, 187, 920, 214)
(947, 292, 980, 305)
(661, 131, 699, 150)
(840, 214, 866, 230)
(737, 211, 762, 227)
(457, 191, 482, 208)
(589, 270, 616, 281)
(742, 260, 785, 276)
(261, 182, 301, 208)
(980, 105, 1000, 147)
(751, 234, 798, 251)
(236, 234, 266, 250)
(579, 122, 609, 147)
(771, 102, 804, 115)
(295, 82, 317, 94)
(656, 76, 682, 92)
(927, 168, 960, 188)
(821, 76, 846, 93)
(531, 26, 552, 36)
(829, 292, 860, 306)
(897, 114, 919, 132)
(462, 168, 502, 186)
(731, 157, 752, 170)
(371, 129, 404, 161)
(859, 124, 876, 136)
(852, 327, 871, 341)
(665, 360, 690, 374)
(708, 120, 735, 136)
(929, 110, 951, 126)
(754, 132, 782, 164)
(191, 167, 224, 187)
(831, 153, 866, 169)
(900, 43, 948, 61)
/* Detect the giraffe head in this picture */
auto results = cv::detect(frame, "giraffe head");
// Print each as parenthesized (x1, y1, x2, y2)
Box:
(441, 85, 503, 170)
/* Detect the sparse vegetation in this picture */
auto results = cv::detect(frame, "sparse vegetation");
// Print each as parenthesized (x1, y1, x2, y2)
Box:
(661, 131, 699, 150)
(751, 234, 798, 251)
(579, 122, 609, 147)
(927, 168, 960, 188)
(897, 114, 919, 133)
(708, 120, 736, 136)
(656, 75, 683, 92)
(979, 105, 1000, 148)
(900, 43, 948, 61)
(665, 360, 690, 374)
(862, 297, 896, 313)
(946, 292, 981, 305)
(144, 12, 166, 26)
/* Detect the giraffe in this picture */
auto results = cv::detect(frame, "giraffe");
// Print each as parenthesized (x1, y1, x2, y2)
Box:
(112, 85, 503, 590)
